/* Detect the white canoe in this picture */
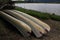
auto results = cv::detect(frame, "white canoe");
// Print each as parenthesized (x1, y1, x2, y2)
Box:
(4, 10, 45, 38)
(13, 10, 50, 32)
(0, 11, 31, 37)
(4, 10, 47, 34)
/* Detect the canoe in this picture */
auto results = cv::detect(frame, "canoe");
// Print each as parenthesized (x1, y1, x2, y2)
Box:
(4, 10, 47, 34)
(3, 10, 47, 38)
(0, 11, 31, 37)
(13, 10, 50, 32)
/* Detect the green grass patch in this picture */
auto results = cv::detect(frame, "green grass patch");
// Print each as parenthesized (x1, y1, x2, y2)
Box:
(50, 14, 60, 21)
(15, 7, 50, 19)
(15, 7, 60, 21)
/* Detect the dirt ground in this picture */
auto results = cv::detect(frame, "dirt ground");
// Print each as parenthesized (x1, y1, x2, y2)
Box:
(0, 17, 60, 40)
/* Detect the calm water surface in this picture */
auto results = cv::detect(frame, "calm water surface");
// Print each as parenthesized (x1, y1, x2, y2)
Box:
(15, 3, 60, 15)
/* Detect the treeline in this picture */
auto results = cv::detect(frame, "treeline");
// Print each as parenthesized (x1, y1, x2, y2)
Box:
(14, 0, 60, 3)
(25, 0, 60, 3)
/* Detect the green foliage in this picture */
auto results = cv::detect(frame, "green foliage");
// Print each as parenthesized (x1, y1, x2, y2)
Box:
(15, 7, 60, 21)
(50, 15, 60, 21)
(0, 0, 9, 4)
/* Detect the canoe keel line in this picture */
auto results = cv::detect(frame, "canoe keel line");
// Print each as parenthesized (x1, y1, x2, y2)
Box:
(0, 10, 51, 39)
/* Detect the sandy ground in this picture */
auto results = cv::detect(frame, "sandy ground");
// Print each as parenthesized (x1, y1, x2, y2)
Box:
(0, 17, 60, 40)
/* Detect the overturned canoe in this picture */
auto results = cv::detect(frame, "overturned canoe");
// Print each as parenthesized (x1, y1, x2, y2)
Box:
(3, 10, 47, 38)
(4, 10, 47, 34)
(13, 10, 50, 32)
(0, 11, 31, 37)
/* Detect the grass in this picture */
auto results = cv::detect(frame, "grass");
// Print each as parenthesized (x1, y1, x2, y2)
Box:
(50, 14, 60, 21)
(15, 7, 60, 21)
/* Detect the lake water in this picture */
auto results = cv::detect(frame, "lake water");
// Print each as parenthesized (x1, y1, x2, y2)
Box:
(15, 3, 60, 15)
